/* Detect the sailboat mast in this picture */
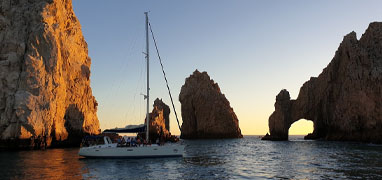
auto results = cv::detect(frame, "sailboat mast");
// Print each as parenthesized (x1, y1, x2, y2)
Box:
(145, 12, 150, 142)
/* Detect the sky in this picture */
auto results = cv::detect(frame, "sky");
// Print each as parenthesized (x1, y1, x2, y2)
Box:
(72, 0, 382, 135)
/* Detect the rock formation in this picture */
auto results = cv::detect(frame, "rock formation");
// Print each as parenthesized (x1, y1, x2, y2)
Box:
(148, 98, 170, 141)
(179, 70, 243, 139)
(0, 0, 100, 149)
(140, 98, 178, 143)
(263, 22, 382, 143)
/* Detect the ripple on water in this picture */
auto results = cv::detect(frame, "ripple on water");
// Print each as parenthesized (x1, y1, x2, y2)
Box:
(1, 136, 382, 179)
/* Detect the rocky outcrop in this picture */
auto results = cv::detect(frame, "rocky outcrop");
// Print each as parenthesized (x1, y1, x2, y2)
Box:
(0, 0, 100, 149)
(140, 98, 178, 143)
(179, 70, 242, 139)
(148, 98, 170, 141)
(263, 22, 382, 143)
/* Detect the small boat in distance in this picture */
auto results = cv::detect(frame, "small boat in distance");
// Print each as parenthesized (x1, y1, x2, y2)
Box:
(79, 12, 184, 158)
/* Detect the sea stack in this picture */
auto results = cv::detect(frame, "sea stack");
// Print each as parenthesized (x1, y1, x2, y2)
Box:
(179, 70, 242, 139)
(262, 22, 382, 143)
(0, 0, 100, 149)
(144, 98, 172, 142)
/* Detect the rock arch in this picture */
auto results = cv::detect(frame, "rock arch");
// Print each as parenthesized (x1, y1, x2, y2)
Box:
(289, 119, 314, 136)
(263, 89, 328, 141)
(263, 22, 382, 143)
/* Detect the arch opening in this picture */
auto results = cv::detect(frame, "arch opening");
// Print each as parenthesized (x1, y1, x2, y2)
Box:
(289, 119, 313, 140)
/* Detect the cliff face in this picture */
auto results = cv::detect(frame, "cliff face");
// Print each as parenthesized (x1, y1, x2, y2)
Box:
(263, 22, 382, 143)
(179, 70, 242, 139)
(0, 0, 99, 149)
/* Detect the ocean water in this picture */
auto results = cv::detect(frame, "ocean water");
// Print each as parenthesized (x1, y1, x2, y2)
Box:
(1, 136, 382, 179)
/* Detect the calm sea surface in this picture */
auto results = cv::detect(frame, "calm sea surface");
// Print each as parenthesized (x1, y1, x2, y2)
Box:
(1, 136, 382, 179)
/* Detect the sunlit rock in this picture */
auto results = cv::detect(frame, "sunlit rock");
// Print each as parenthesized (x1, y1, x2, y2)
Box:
(147, 98, 170, 141)
(0, 0, 100, 149)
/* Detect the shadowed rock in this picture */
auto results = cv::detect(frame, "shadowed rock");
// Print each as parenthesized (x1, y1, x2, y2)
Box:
(0, 0, 100, 149)
(179, 70, 242, 139)
(263, 22, 382, 143)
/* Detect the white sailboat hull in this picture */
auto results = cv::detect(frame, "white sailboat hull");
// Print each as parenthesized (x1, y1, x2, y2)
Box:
(79, 144, 184, 158)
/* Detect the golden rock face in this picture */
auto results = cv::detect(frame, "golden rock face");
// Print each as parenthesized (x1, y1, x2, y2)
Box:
(146, 98, 171, 142)
(0, 0, 99, 149)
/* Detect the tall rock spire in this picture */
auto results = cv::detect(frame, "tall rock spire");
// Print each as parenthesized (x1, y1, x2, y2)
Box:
(179, 70, 243, 139)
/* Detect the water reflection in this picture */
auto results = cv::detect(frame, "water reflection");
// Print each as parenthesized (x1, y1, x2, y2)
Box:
(183, 156, 225, 166)
(0, 148, 85, 180)
(1, 137, 382, 179)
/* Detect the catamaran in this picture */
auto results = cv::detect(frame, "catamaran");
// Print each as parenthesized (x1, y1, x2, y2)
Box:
(78, 12, 184, 158)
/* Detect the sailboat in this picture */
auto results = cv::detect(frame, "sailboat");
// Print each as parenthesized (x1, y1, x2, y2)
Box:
(78, 12, 184, 158)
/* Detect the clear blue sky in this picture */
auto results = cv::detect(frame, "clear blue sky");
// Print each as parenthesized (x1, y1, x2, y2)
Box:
(72, 0, 382, 135)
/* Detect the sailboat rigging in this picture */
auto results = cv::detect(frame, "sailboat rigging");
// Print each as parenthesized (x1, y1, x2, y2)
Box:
(148, 22, 182, 131)
(78, 12, 184, 158)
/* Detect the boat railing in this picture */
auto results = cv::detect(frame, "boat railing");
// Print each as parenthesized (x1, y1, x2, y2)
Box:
(81, 136, 108, 147)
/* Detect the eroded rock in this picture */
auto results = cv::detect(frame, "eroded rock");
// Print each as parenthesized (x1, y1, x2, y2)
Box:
(148, 98, 170, 142)
(0, 0, 100, 149)
(140, 98, 178, 143)
(263, 22, 382, 143)
(179, 70, 242, 139)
